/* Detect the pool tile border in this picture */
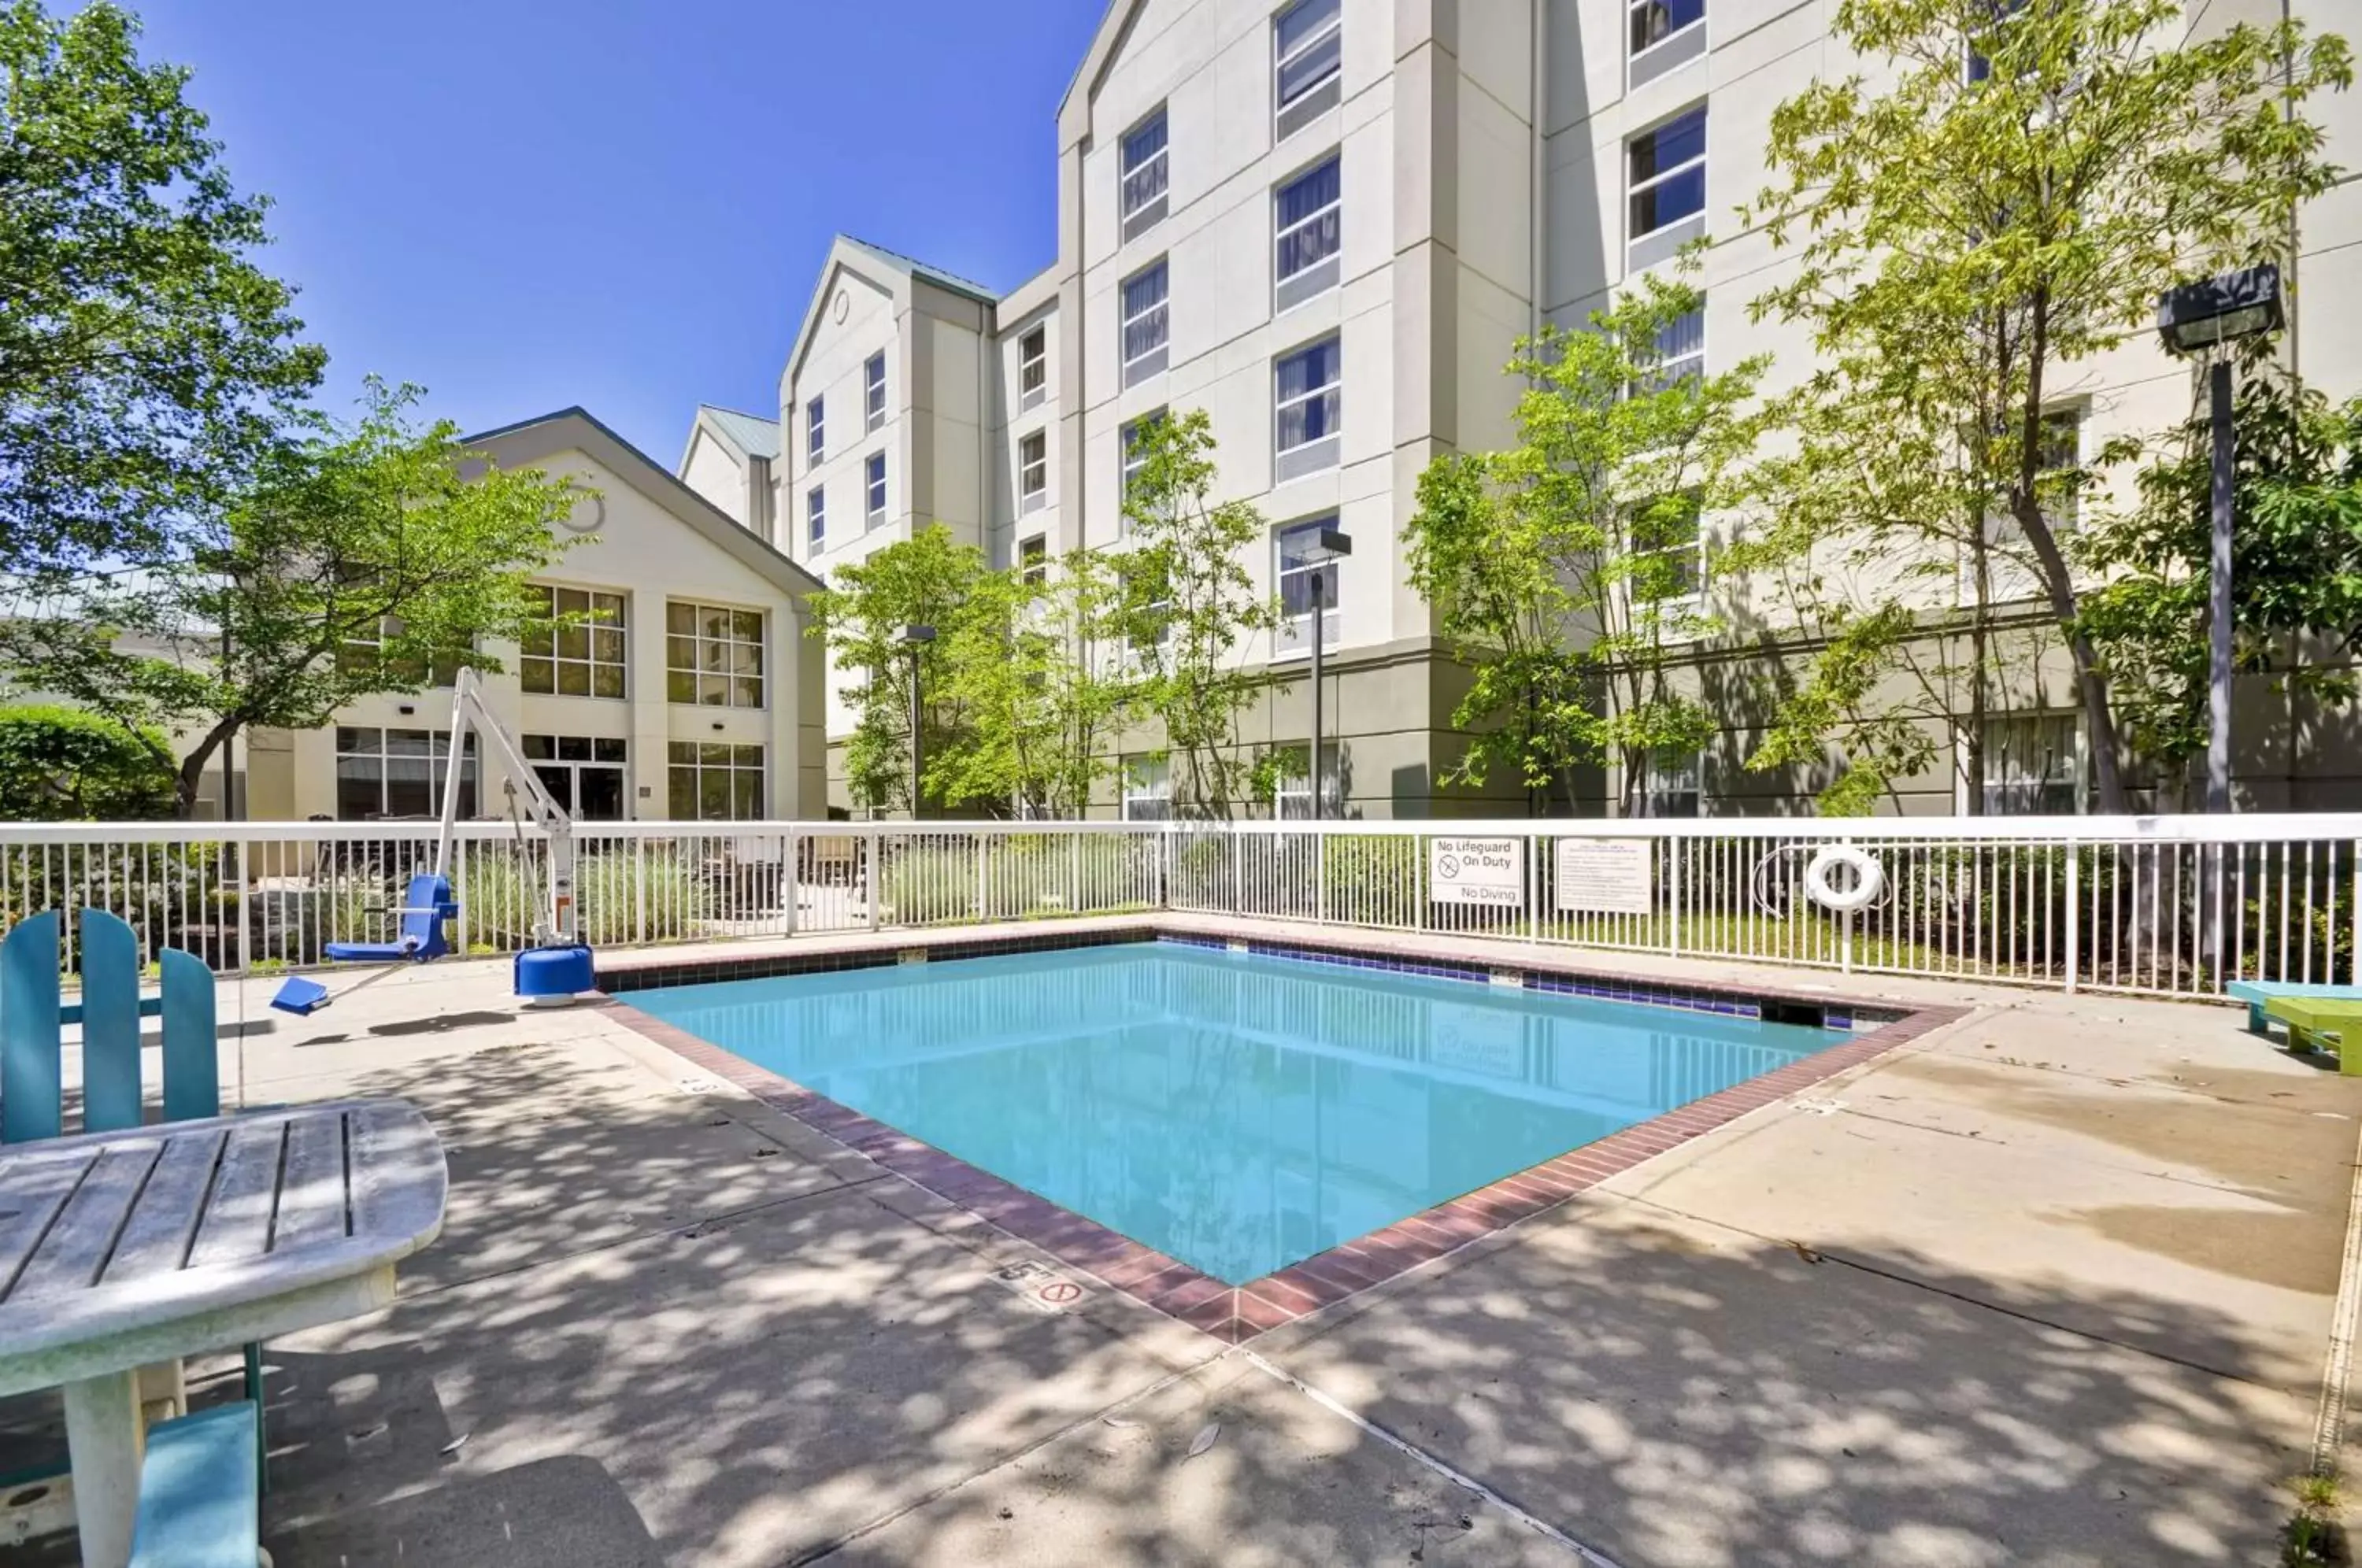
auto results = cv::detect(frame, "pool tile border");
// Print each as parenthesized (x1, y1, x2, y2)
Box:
(596, 933, 1966, 1344)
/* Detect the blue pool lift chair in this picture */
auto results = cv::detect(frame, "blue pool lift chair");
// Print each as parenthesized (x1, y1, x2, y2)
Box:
(269, 873, 456, 1015)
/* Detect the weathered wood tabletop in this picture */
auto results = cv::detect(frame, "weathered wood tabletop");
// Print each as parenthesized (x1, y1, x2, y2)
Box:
(0, 1098, 447, 1567)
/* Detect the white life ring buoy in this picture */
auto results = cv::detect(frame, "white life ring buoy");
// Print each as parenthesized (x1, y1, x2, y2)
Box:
(1805, 845, 1884, 912)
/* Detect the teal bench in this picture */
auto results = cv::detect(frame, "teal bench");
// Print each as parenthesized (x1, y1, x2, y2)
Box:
(127, 1400, 262, 1568)
(2225, 981, 2362, 1035)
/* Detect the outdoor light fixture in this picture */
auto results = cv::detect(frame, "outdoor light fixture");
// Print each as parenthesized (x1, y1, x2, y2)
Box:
(2157, 263, 2283, 353)
(1299, 529, 1352, 820)
(2155, 262, 2283, 821)
(901, 624, 936, 819)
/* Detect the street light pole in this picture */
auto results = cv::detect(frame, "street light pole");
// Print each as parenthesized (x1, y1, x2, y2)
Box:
(2206, 356, 2234, 815)
(1309, 568, 1325, 822)
(2157, 261, 2282, 815)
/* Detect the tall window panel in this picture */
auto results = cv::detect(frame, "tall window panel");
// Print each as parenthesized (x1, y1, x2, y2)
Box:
(668, 741, 765, 820)
(1120, 107, 1169, 240)
(1274, 155, 1342, 312)
(1629, 0, 1707, 87)
(1019, 431, 1048, 513)
(335, 728, 476, 820)
(805, 395, 824, 464)
(1627, 105, 1707, 268)
(864, 352, 887, 431)
(520, 586, 627, 698)
(865, 451, 888, 522)
(665, 602, 765, 708)
(1274, 0, 1342, 140)
(523, 734, 628, 820)
(1122, 261, 1169, 385)
(1274, 336, 1341, 481)
(1019, 327, 1047, 410)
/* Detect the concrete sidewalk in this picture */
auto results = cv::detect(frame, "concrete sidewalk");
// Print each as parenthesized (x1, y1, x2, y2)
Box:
(1, 938, 2352, 1567)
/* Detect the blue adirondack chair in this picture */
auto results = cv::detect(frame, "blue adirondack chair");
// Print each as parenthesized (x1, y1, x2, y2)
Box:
(0, 910, 268, 1492)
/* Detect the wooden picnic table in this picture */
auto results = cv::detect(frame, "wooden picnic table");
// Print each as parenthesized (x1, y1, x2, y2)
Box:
(0, 1099, 447, 1568)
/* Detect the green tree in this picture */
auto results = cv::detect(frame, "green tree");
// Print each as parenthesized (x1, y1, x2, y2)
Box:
(1406, 268, 1766, 815)
(0, 1, 323, 574)
(0, 705, 177, 820)
(1117, 410, 1278, 819)
(2078, 377, 2362, 804)
(937, 548, 1132, 818)
(1, 381, 586, 816)
(1745, 0, 2350, 813)
(805, 523, 990, 817)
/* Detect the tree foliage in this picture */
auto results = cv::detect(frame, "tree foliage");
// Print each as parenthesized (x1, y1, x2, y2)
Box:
(2078, 377, 2362, 797)
(0, 704, 176, 820)
(1, 381, 586, 815)
(1116, 410, 1279, 819)
(1406, 268, 1764, 815)
(0, 0, 324, 573)
(805, 523, 991, 816)
(1743, 0, 2352, 813)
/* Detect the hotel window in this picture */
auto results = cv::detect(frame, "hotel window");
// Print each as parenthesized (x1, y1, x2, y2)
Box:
(1629, 0, 1706, 87)
(1631, 492, 1705, 603)
(864, 352, 887, 432)
(1627, 105, 1707, 268)
(523, 734, 627, 820)
(1019, 431, 1048, 513)
(807, 486, 825, 550)
(1122, 754, 1172, 821)
(1981, 713, 2079, 815)
(1275, 514, 1342, 653)
(335, 615, 465, 687)
(335, 727, 476, 820)
(1643, 747, 1701, 818)
(520, 586, 627, 698)
(1120, 107, 1169, 240)
(665, 601, 765, 708)
(1973, 408, 2080, 603)
(1019, 327, 1047, 410)
(1020, 534, 1047, 586)
(1274, 335, 1341, 482)
(1648, 301, 1705, 390)
(1121, 260, 1168, 386)
(1268, 743, 1317, 820)
(1274, 0, 1342, 141)
(805, 395, 824, 464)
(865, 450, 887, 522)
(1274, 154, 1341, 312)
(668, 741, 765, 821)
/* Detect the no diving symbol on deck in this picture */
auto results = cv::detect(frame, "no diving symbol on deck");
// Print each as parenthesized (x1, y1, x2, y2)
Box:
(1038, 1281, 1082, 1305)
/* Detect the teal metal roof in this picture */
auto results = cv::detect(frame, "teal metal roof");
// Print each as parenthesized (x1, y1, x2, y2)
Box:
(697, 405, 779, 460)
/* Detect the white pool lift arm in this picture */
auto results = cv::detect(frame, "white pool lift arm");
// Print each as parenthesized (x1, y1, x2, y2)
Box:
(434, 667, 576, 948)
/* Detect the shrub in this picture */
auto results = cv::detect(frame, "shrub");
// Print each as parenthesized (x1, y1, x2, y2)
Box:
(457, 845, 711, 947)
(0, 705, 177, 821)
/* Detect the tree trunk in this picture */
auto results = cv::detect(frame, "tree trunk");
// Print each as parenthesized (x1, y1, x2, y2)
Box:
(172, 716, 243, 821)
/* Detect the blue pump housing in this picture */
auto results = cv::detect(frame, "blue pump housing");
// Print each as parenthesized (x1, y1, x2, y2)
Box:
(514, 944, 595, 1001)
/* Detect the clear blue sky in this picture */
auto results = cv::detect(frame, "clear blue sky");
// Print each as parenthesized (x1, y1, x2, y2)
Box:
(128, 0, 1109, 460)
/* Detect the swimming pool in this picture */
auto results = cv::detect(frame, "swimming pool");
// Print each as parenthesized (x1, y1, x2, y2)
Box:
(626, 939, 1844, 1286)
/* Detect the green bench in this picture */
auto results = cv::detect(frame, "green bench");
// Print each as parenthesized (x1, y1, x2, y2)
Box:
(2264, 995, 2362, 1073)
(2225, 980, 2362, 1036)
(127, 1400, 264, 1568)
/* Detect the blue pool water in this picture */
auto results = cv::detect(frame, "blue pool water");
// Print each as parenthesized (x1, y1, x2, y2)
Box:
(630, 941, 1838, 1285)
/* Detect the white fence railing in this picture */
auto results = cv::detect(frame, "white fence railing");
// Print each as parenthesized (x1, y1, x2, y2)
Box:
(3, 815, 2356, 1000)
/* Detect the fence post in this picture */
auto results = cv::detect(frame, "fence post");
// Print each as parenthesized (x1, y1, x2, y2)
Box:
(233, 841, 251, 978)
(783, 827, 800, 936)
(1669, 835, 1684, 959)
(1526, 834, 1541, 945)
(864, 826, 881, 933)
(2064, 841, 2080, 993)
(976, 831, 989, 923)
(1316, 827, 1329, 926)
(1842, 904, 1855, 974)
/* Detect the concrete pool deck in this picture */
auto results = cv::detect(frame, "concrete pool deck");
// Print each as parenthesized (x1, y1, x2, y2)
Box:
(2, 920, 2356, 1566)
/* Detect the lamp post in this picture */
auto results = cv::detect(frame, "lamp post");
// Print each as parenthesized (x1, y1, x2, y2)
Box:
(900, 624, 936, 819)
(1298, 527, 1352, 820)
(2157, 262, 2282, 815)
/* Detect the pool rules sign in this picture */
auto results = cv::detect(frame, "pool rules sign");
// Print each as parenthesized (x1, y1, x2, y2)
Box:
(1429, 837, 1524, 907)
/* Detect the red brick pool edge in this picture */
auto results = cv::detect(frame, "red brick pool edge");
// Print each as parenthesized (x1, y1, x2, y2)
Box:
(598, 985, 1968, 1344)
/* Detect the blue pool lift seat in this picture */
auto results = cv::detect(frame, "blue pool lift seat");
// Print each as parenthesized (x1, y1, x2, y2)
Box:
(322, 874, 457, 963)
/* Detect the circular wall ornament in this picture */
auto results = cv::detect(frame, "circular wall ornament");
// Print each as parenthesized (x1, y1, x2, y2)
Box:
(559, 492, 605, 534)
(833, 289, 850, 324)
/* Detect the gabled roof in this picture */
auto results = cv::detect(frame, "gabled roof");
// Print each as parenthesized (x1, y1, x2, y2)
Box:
(841, 235, 998, 305)
(690, 405, 780, 464)
(461, 407, 823, 601)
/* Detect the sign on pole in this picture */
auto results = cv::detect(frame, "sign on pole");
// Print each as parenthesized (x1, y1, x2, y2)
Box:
(1430, 836, 1523, 907)
(1553, 838, 1653, 915)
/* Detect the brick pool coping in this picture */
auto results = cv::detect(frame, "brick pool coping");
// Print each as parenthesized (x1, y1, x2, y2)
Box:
(595, 927, 1969, 1344)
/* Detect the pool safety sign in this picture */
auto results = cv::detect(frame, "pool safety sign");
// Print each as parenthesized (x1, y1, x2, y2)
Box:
(1430, 837, 1524, 907)
(1553, 838, 1653, 915)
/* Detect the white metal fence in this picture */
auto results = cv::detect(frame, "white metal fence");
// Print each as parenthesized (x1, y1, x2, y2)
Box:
(3, 815, 2356, 1000)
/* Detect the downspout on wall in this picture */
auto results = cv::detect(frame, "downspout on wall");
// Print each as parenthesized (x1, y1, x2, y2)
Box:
(1531, 0, 1549, 345)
